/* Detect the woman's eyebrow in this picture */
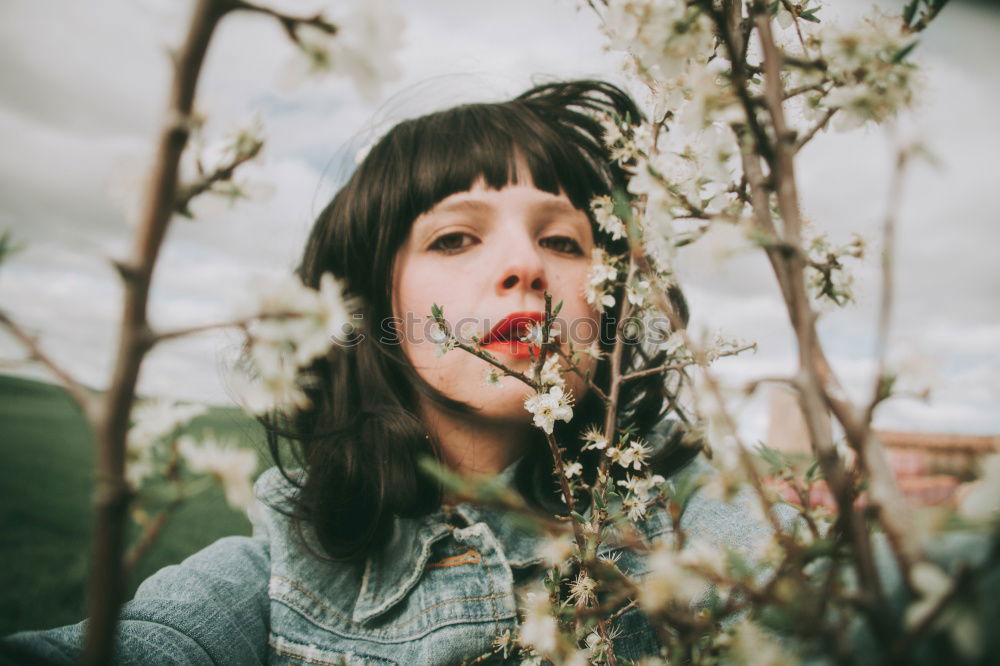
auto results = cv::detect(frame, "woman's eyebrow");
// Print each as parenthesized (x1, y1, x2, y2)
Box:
(411, 199, 492, 239)
(429, 199, 493, 217)
(531, 199, 586, 223)
(532, 200, 582, 217)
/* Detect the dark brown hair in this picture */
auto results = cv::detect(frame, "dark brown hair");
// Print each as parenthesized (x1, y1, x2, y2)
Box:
(266, 79, 698, 561)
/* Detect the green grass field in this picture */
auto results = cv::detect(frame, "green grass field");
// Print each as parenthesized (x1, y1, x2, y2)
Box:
(0, 374, 269, 636)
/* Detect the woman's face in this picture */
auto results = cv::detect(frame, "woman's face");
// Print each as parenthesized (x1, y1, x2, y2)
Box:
(391, 177, 602, 428)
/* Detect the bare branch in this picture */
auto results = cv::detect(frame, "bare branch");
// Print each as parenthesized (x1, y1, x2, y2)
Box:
(0, 310, 94, 416)
(865, 145, 912, 425)
(779, 0, 813, 59)
(174, 136, 263, 217)
(550, 345, 610, 403)
(84, 0, 236, 662)
(226, 0, 338, 44)
(754, 1, 923, 599)
(795, 108, 837, 152)
(620, 343, 757, 383)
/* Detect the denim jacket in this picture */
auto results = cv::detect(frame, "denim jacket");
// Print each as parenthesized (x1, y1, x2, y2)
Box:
(1, 446, 772, 665)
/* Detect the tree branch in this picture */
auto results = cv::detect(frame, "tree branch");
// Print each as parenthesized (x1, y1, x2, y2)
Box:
(83, 1, 234, 662)
(0, 311, 94, 416)
(619, 343, 756, 383)
(174, 136, 263, 217)
(795, 108, 837, 152)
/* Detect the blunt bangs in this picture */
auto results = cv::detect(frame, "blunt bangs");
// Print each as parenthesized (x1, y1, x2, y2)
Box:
(378, 101, 610, 225)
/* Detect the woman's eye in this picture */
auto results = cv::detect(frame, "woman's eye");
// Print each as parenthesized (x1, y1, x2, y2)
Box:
(429, 232, 476, 253)
(540, 236, 584, 255)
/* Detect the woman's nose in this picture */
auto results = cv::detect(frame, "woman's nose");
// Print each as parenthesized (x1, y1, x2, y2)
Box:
(496, 243, 547, 295)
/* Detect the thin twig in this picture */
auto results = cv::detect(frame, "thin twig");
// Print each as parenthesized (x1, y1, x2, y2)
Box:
(550, 345, 610, 403)
(795, 108, 836, 152)
(174, 138, 263, 216)
(226, 0, 338, 43)
(0, 311, 94, 415)
(779, 0, 812, 58)
(865, 145, 911, 425)
(619, 343, 756, 383)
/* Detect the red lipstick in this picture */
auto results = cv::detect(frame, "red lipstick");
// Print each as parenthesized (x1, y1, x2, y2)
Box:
(481, 311, 544, 359)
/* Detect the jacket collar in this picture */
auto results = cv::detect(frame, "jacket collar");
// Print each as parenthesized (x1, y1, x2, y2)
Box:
(351, 458, 546, 624)
(352, 510, 452, 624)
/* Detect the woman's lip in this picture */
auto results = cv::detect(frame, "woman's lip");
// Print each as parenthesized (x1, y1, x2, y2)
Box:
(482, 311, 545, 345)
(481, 339, 540, 359)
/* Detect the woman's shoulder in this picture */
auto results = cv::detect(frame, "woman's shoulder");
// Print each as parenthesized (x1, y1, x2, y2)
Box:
(637, 453, 786, 557)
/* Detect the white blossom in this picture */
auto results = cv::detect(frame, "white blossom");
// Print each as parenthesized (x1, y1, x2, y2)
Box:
(128, 400, 207, 452)
(428, 321, 456, 358)
(776, 7, 795, 30)
(640, 542, 709, 610)
(567, 572, 597, 605)
(125, 400, 209, 491)
(523, 385, 574, 434)
(237, 271, 354, 399)
(581, 424, 609, 451)
(626, 278, 650, 307)
(581, 340, 605, 360)
(818, 11, 918, 131)
(616, 439, 652, 471)
(585, 248, 620, 311)
(281, 0, 405, 103)
(906, 564, 984, 658)
(519, 590, 559, 656)
(125, 454, 156, 491)
(618, 473, 667, 501)
(729, 620, 798, 666)
(538, 354, 564, 387)
(537, 534, 575, 569)
(587, 248, 620, 286)
(591, 195, 627, 240)
(618, 473, 667, 522)
(678, 539, 726, 579)
(958, 452, 1000, 523)
(584, 283, 616, 310)
(602, 0, 715, 81)
(177, 435, 258, 512)
(289, 272, 355, 365)
(658, 330, 686, 356)
(483, 367, 503, 387)
(517, 321, 542, 346)
(564, 461, 583, 479)
(230, 350, 312, 415)
(622, 494, 648, 521)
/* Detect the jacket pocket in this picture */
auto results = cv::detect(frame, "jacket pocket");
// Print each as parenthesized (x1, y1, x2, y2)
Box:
(269, 634, 399, 665)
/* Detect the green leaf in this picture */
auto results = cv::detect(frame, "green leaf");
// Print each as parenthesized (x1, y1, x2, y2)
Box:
(552, 300, 563, 317)
(891, 40, 919, 63)
(570, 511, 588, 524)
(664, 469, 704, 515)
(756, 442, 791, 473)
(805, 459, 823, 484)
(592, 488, 606, 511)
(802, 537, 837, 561)
(903, 0, 919, 25)
(799, 8, 821, 23)
(0, 229, 23, 267)
(725, 549, 753, 581)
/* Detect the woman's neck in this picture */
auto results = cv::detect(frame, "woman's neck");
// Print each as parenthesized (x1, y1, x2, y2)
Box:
(420, 402, 533, 477)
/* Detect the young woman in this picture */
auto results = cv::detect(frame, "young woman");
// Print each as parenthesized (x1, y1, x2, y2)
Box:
(1, 80, 771, 665)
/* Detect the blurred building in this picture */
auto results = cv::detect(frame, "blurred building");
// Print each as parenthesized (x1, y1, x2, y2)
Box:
(765, 387, 999, 507)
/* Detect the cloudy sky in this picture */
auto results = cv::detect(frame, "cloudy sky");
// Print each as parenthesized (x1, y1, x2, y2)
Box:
(0, 0, 997, 442)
